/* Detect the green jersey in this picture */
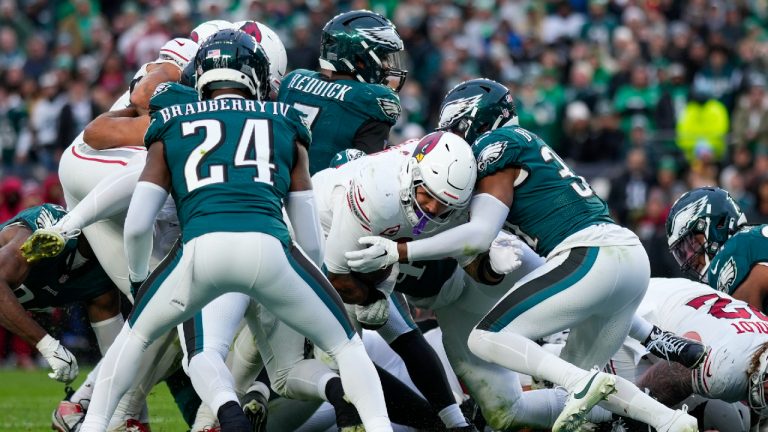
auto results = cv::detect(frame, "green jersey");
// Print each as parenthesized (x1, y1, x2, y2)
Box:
(144, 97, 311, 245)
(149, 81, 198, 113)
(473, 126, 613, 256)
(1, 204, 113, 311)
(277, 69, 400, 174)
(707, 225, 768, 309)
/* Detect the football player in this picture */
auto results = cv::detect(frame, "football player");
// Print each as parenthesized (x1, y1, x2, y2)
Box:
(79, 29, 392, 432)
(345, 78, 698, 431)
(277, 9, 405, 175)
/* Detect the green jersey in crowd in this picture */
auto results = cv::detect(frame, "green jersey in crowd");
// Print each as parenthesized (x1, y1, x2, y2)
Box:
(277, 69, 400, 174)
(144, 96, 311, 246)
(472, 125, 613, 256)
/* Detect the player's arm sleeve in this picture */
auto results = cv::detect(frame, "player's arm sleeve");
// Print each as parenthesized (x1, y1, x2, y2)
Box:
(325, 196, 370, 274)
(285, 190, 325, 268)
(353, 120, 391, 153)
(406, 193, 509, 262)
(124, 181, 168, 282)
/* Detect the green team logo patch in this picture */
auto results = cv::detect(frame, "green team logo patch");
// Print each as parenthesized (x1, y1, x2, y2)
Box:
(152, 82, 171, 97)
(377, 97, 400, 120)
(476, 141, 506, 171)
(716, 257, 737, 292)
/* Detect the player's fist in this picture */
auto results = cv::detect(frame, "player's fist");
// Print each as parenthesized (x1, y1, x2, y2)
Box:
(489, 232, 525, 274)
(355, 298, 389, 330)
(345, 236, 399, 273)
(36, 334, 79, 383)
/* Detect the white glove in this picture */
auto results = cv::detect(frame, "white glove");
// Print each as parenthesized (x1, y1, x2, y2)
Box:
(345, 236, 399, 273)
(36, 334, 79, 383)
(489, 232, 525, 274)
(355, 297, 390, 330)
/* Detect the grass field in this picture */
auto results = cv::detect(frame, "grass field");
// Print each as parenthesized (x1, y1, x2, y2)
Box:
(0, 368, 188, 432)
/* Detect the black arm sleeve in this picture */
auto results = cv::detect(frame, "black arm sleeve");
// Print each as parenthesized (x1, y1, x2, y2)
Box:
(353, 120, 392, 154)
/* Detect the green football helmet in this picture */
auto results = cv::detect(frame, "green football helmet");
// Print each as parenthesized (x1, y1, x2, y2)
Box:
(180, 61, 196, 88)
(319, 10, 407, 92)
(437, 78, 517, 144)
(195, 29, 270, 100)
(666, 186, 747, 280)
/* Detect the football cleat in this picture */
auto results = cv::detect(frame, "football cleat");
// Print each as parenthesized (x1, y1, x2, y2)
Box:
(645, 328, 709, 369)
(656, 405, 698, 432)
(241, 388, 268, 432)
(21, 228, 78, 262)
(124, 419, 151, 432)
(554, 369, 617, 432)
(51, 401, 85, 432)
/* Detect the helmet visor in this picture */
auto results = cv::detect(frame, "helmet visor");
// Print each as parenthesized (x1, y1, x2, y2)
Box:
(380, 50, 407, 92)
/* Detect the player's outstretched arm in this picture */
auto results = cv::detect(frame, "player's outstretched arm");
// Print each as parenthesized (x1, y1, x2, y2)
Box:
(129, 62, 182, 115)
(83, 108, 150, 150)
(124, 141, 170, 284)
(0, 227, 79, 382)
(346, 169, 516, 273)
(731, 264, 768, 311)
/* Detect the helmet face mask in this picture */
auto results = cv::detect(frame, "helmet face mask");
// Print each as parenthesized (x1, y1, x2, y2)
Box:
(749, 346, 768, 417)
(666, 187, 747, 280)
(319, 10, 408, 92)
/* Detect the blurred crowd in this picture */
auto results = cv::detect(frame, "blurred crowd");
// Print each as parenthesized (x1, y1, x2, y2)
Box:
(1, 0, 768, 364)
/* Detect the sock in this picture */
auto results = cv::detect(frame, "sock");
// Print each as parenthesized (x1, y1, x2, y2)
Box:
(628, 315, 654, 343)
(189, 350, 239, 414)
(375, 365, 443, 430)
(390, 330, 457, 412)
(216, 400, 250, 432)
(468, 329, 589, 390)
(330, 337, 392, 432)
(599, 374, 679, 428)
(438, 404, 468, 428)
(190, 404, 218, 432)
(325, 376, 362, 427)
(90, 314, 124, 355)
(70, 366, 98, 408)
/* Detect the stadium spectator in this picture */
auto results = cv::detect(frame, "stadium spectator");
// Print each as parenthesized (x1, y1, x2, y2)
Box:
(731, 74, 768, 151)
(676, 88, 729, 162)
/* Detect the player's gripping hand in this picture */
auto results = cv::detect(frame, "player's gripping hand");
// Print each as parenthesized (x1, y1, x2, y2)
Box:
(346, 236, 399, 273)
(355, 298, 390, 330)
(36, 334, 79, 382)
(489, 232, 525, 274)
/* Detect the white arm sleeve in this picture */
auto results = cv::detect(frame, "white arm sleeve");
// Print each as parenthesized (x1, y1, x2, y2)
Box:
(285, 190, 325, 268)
(407, 193, 509, 262)
(324, 194, 370, 274)
(124, 181, 168, 282)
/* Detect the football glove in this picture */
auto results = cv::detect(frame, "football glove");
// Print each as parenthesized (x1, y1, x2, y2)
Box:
(355, 298, 389, 330)
(346, 236, 399, 273)
(36, 334, 79, 383)
(489, 232, 525, 274)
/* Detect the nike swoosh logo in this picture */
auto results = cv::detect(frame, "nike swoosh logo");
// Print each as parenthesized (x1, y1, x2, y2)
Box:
(356, 187, 365, 202)
(52, 353, 73, 367)
(573, 373, 598, 399)
(375, 250, 387, 259)
(710, 261, 719, 274)
(175, 40, 186, 46)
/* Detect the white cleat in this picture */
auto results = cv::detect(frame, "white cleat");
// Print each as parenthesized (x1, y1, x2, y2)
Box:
(656, 406, 698, 432)
(553, 369, 617, 432)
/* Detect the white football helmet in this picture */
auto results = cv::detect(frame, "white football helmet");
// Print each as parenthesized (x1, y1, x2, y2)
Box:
(400, 131, 477, 234)
(190, 20, 234, 44)
(157, 37, 199, 70)
(234, 20, 287, 94)
(750, 347, 768, 417)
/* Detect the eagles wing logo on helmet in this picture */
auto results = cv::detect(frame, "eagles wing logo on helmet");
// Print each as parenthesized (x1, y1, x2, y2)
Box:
(669, 196, 708, 243)
(438, 94, 484, 130)
(716, 257, 737, 292)
(377, 98, 401, 121)
(357, 26, 403, 50)
(476, 141, 507, 171)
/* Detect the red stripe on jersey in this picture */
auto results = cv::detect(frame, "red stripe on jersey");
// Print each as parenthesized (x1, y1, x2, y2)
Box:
(71, 146, 129, 165)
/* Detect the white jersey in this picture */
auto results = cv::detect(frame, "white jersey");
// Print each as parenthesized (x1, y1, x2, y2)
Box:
(636, 278, 768, 401)
(312, 141, 466, 274)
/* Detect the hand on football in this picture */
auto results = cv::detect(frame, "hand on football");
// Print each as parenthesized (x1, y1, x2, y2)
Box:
(36, 334, 79, 383)
(345, 236, 399, 273)
(355, 297, 390, 330)
(489, 232, 525, 274)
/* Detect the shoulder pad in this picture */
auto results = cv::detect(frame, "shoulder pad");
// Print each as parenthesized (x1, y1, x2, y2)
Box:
(357, 85, 401, 124)
(472, 127, 531, 176)
(284, 105, 312, 147)
(149, 82, 198, 113)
